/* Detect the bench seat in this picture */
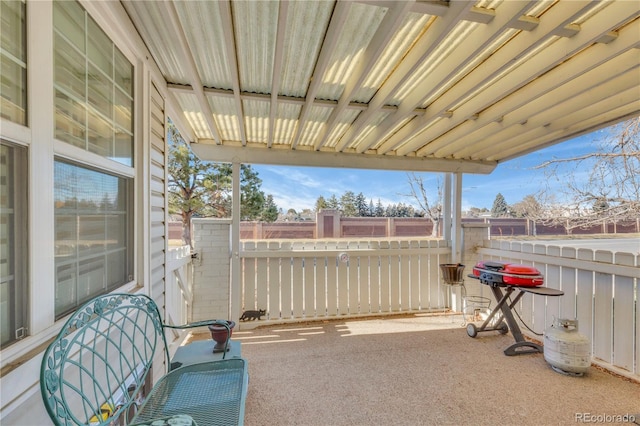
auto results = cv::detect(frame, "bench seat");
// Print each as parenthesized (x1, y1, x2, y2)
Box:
(131, 360, 248, 426)
(40, 293, 247, 426)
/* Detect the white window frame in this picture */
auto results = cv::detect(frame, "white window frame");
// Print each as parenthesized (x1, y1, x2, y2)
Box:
(0, 0, 27, 127)
(0, 2, 151, 420)
(0, 1, 141, 353)
(51, 0, 138, 317)
(0, 140, 29, 348)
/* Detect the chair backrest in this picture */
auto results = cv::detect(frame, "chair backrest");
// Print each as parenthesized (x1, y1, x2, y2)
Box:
(40, 294, 169, 426)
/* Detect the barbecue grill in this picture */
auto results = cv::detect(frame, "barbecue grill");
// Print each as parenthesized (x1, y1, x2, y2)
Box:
(467, 260, 564, 356)
(472, 260, 544, 287)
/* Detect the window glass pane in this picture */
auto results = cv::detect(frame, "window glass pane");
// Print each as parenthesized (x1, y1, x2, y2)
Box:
(0, 141, 28, 348)
(1, 1, 26, 59)
(55, 263, 77, 316)
(87, 109, 112, 157)
(106, 250, 127, 287)
(1, 0, 27, 126)
(114, 87, 133, 166)
(78, 216, 106, 256)
(53, 0, 85, 52)
(54, 1, 134, 165)
(114, 47, 133, 96)
(88, 64, 112, 119)
(78, 257, 106, 304)
(55, 89, 86, 148)
(87, 16, 112, 77)
(1, 57, 27, 124)
(54, 33, 86, 100)
(114, 88, 132, 132)
(114, 130, 133, 167)
(54, 160, 132, 318)
(55, 215, 77, 250)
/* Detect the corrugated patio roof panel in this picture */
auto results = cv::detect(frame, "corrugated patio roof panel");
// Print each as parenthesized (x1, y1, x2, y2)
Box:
(354, 11, 435, 104)
(350, 110, 391, 151)
(208, 96, 241, 142)
(123, 1, 189, 85)
(279, 1, 334, 98)
(175, 1, 231, 90)
(391, 19, 480, 107)
(273, 103, 301, 146)
(174, 92, 213, 140)
(123, 0, 639, 173)
(243, 99, 270, 144)
(324, 109, 361, 149)
(297, 105, 332, 148)
(371, 115, 417, 152)
(233, 0, 278, 94)
(315, 2, 388, 102)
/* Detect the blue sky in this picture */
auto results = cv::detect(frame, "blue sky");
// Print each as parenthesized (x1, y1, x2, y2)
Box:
(254, 132, 603, 212)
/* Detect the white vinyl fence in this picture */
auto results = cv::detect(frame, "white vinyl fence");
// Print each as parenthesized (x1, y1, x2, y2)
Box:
(476, 240, 639, 381)
(240, 239, 451, 321)
(166, 245, 193, 326)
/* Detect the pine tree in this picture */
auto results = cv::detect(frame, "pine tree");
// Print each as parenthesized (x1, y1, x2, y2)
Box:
(261, 194, 279, 222)
(355, 192, 368, 217)
(168, 122, 231, 247)
(374, 199, 385, 217)
(339, 191, 357, 217)
(327, 195, 339, 209)
(168, 120, 268, 245)
(315, 196, 328, 211)
(491, 193, 510, 217)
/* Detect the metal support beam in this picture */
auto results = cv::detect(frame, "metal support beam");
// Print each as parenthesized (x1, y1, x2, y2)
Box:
(443, 173, 452, 241)
(451, 172, 463, 263)
(190, 143, 496, 174)
(231, 162, 241, 323)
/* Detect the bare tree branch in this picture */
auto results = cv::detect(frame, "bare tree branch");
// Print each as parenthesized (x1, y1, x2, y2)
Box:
(534, 117, 639, 232)
(405, 173, 442, 237)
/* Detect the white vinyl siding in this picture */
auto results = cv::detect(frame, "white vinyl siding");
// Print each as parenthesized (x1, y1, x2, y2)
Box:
(149, 83, 166, 307)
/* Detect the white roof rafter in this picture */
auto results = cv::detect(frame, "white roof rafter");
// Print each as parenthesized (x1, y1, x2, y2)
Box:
(332, 0, 475, 153)
(313, 0, 415, 151)
(218, 0, 248, 146)
(290, 0, 353, 150)
(412, 0, 639, 157)
(268, 1, 289, 148)
(160, 1, 222, 143)
(371, 0, 539, 155)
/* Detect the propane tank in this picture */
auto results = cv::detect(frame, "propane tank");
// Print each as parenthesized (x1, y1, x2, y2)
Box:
(544, 318, 590, 376)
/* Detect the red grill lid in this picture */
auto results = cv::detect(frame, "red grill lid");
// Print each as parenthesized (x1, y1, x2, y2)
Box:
(472, 260, 544, 286)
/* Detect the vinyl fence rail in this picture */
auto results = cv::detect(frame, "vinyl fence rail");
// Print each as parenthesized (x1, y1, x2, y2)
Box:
(240, 239, 452, 322)
(166, 245, 193, 326)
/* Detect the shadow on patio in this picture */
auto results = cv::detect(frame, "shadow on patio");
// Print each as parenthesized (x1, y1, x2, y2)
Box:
(196, 314, 639, 426)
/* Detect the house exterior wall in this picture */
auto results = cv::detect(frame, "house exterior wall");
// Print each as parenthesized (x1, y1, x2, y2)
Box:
(0, 1, 172, 423)
(456, 223, 491, 305)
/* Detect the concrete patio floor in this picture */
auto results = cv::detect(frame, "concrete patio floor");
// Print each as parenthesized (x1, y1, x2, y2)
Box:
(193, 314, 640, 425)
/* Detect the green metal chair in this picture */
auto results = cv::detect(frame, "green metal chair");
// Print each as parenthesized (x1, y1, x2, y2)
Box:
(40, 293, 247, 426)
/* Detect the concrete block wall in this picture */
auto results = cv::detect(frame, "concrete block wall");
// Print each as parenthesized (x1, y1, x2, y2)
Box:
(192, 219, 232, 321)
(461, 223, 490, 297)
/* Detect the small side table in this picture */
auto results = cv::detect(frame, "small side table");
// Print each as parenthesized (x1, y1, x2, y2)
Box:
(170, 340, 242, 370)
